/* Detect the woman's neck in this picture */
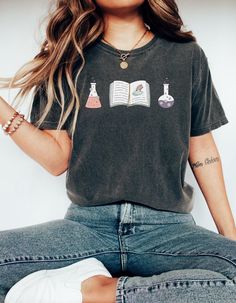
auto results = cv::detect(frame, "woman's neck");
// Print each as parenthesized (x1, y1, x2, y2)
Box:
(101, 13, 154, 50)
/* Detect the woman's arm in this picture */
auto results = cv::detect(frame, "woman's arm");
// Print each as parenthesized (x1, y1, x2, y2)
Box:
(0, 96, 72, 176)
(188, 132, 236, 240)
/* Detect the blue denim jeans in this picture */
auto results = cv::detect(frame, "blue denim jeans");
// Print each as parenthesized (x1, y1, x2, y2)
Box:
(1, 201, 236, 302)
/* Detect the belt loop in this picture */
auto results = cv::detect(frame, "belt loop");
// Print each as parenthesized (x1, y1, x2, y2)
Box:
(120, 201, 133, 223)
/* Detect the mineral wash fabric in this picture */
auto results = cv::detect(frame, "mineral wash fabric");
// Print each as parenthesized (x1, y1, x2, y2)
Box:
(30, 34, 229, 213)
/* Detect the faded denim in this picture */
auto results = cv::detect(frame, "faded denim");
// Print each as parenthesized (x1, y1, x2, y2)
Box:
(1, 201, 236, 302)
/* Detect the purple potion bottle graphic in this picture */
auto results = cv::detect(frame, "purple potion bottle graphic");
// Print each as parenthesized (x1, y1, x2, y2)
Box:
(85, 78, 102, 108)
(158, 78, 174, 108)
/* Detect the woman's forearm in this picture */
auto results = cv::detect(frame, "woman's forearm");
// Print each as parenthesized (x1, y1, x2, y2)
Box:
(188, 132, 236, 239)
(0, 96, 69, 175)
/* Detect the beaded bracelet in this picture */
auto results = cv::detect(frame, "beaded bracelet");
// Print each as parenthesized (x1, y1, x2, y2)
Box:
(4, 114, 25, 136)
(1, 111, 20, 131)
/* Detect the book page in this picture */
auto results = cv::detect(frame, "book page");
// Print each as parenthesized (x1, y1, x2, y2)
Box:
(129, 80, 150, 107)
(109, 80, 129, 107)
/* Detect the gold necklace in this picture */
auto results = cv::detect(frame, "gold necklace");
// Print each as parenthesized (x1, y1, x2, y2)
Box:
(101, 24, 151, 69)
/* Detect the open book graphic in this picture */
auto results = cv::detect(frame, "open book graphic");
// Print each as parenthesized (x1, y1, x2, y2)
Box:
(109, 80, 150, 107)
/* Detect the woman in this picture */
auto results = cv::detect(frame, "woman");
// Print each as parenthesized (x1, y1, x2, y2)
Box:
(0, 0, 236, 302)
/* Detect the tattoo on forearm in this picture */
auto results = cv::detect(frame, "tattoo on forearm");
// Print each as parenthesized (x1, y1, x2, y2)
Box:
(190, 156, 220, 169)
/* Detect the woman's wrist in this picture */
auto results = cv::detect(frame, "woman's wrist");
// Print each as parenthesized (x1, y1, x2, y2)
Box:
(0, 96, 17, 125)
(6, 114, 25, 135)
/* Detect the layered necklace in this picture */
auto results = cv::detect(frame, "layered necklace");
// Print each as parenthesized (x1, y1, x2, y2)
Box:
(101, 23, 151, 69)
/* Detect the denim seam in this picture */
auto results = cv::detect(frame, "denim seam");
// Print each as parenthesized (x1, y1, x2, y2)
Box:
(118, 232, 128, 272)
(128, 250, 236, 268)
(116, 276, 129, 303)
(0, 249, 120, 266)
(121, 279, 235, 293)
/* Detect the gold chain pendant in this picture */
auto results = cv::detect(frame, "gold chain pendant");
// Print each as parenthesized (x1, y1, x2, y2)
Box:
(120, 61, 128, 69)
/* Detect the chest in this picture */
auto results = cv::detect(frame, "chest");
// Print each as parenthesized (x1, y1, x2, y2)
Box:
(73, 49, 193, 141)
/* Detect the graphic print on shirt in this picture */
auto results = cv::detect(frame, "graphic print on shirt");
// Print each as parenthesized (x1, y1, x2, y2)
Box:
(109, 80, 150, 107)
(85, 77, 102, 108)
(158, 78, 175, 108)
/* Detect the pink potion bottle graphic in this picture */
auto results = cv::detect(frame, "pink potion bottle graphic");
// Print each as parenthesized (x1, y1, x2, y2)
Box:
(85, 78, 102, 108)
(158, 78, 175, 108)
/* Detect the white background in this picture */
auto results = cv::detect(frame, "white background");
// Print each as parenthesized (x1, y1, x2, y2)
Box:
(0, 0, 235, 231)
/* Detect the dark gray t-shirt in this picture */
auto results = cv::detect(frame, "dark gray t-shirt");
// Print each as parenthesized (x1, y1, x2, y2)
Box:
(30, 34, 229, 213)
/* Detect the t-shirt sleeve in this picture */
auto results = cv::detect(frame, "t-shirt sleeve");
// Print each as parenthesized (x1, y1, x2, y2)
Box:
(30, 81, 73, 131)
(190, 45, 229, 136)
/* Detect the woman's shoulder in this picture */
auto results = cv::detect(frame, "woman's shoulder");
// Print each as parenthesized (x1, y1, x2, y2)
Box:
(168, 37, 205, 64)
(161, 35, 201, 51)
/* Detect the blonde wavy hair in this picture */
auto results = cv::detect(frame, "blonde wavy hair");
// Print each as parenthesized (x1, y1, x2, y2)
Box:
(0, 0, 196, 145)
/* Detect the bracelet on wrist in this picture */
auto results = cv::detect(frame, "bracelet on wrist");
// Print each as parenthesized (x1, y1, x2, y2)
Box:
(4, 114, 25, 136)
(1, 111, 20, 131)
